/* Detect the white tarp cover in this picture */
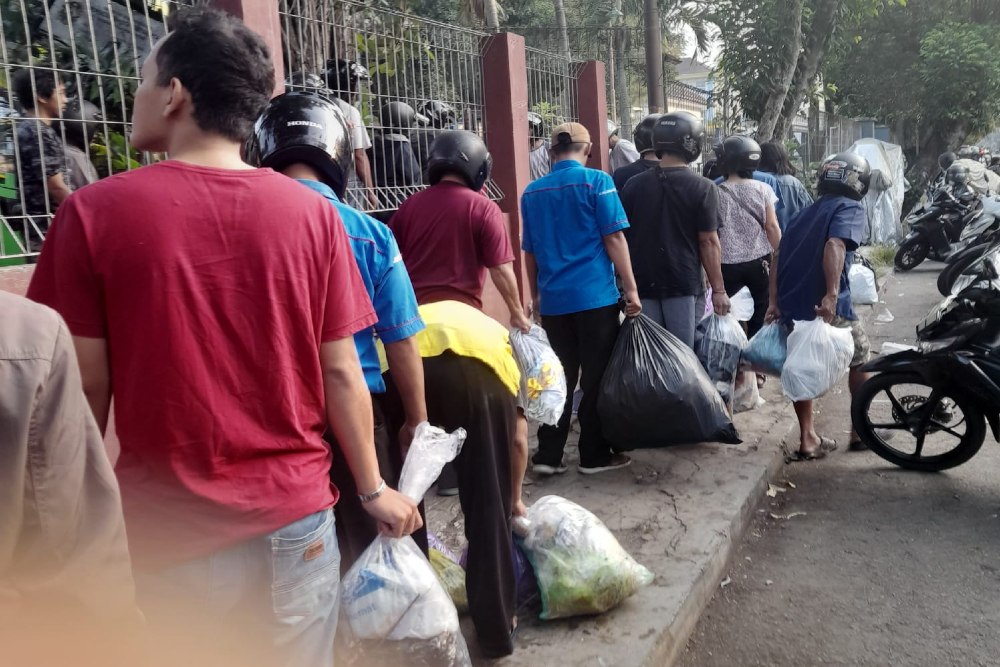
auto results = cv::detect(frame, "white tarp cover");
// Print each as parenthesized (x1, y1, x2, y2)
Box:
(849, 138, 906, 244)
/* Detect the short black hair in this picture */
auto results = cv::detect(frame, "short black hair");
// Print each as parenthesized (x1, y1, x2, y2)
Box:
(11, 68, 59, 111)
(156, 7, 274, 142)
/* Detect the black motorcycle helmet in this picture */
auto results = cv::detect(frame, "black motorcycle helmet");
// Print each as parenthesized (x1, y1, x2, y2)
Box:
(817, 152, 871, 200)
(632, 113, 663, 155)
(247, 92, 354, 198)
(325, 59, 370, 97)
(420, 100, 457, 129)
(286, 71, 336, 99)
(425, 129, 492, 192)
(717, 135, 762, 175)
(528, 111, 544, 140)
(57, 98, 103, 150)
(939, 151, 957, 171)
(379, 101, 428, 130)
(652, 111, 704, 162)
(946, 163, 971, 186)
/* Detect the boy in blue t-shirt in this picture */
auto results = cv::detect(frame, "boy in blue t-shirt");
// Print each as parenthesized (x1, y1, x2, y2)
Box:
(770, 152, 873, 460)
(520, 122, 641, 476)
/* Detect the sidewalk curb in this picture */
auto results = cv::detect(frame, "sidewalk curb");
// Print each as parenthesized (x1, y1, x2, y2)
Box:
(646, 411, 799, 667)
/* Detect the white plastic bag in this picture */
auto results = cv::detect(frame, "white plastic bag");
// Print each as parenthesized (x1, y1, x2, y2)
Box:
(340, 422, 472, 667)
(780, 319, 855, 401)
(510, 325, 567, 426)
(733, 370, 765, 413)
(695, 314, 748, 408)
(515, 495, 654, 620)
(730, 287, 755, 322)
(849, 263, 878, 305)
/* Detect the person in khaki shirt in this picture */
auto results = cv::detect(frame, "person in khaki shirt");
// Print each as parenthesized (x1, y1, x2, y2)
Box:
(0, 291, 139, 665)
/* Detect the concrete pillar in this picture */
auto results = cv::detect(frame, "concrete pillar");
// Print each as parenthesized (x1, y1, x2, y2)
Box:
(577, 60, 610, 172)
(208, 0, 285, 96)
(480, 32, 531, 323)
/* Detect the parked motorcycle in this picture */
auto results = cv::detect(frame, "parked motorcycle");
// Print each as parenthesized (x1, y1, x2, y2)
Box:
(851, 250, 1000, 471)
(895, 184, 983, 271)
(936, 194, 1000, 295)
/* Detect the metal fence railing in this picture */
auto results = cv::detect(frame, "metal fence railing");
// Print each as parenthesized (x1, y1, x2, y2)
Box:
(525, 45, 580, 142)
(0, 0, 193, 263)
(279, 0, 499, 214)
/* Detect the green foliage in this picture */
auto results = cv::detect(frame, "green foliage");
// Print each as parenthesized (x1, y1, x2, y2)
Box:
(90, 131, 142, 179)
(917, 22, 1000, 130)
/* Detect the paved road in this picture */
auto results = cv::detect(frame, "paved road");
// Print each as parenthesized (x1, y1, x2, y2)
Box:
(680, 264, 1000, 667)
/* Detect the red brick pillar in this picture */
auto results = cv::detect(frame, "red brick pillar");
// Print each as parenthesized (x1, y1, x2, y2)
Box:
(576, 60, 610, 172)
(208, 0, 285, 96)
(480, 33, 531, 323)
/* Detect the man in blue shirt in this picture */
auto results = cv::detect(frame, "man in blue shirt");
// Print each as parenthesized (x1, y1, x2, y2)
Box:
(769, 152, 873, 460)
(521, 122, 641, 476)
(250, 92, 428, 567)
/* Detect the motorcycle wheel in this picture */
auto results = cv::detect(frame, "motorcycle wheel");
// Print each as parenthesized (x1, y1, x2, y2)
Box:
(894, 237, 929, 271)
(851, 372, 986, 472)
(937, 243, 990, 296)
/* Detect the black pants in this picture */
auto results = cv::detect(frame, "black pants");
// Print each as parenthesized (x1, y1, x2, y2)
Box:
(536, 304, 621, 468)
(722, 255, 771, 338)
(422, 352, 517, 657)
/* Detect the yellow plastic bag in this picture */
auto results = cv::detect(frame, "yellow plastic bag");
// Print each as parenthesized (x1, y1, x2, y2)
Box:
(429, 548, 468, 613)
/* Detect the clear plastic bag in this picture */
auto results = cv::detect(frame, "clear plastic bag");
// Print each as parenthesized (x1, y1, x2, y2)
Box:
(730, 286, 755, 322)
(340, 422, 472, 667)
(510, 325, 567, 426)
(515, 496, 654, 620)
(849, 262, 879, 305)
(598, 315, 741, 448)
(733, 370, 765, 413)
(741, 323, 788, 377)
(695, 314, 748, 408)
(780, 319, 855, 401)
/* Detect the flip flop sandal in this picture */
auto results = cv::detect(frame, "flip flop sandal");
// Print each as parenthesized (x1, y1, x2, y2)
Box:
(793, 437, 838, 461)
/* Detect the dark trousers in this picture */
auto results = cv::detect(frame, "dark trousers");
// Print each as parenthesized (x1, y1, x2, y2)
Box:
(535, 304, 621, 468)
(423, 352, 517, 657)
(722, 255, 771, 338)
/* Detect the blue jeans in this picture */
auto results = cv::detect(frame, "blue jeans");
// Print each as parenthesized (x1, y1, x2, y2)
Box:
(135, 509, 340, 667)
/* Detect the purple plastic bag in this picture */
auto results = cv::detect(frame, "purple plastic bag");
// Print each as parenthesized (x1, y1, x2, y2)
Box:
(460, 537, 539, 609)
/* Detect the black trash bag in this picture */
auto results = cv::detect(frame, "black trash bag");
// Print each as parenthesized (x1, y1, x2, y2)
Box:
(598, 314, 741, 448)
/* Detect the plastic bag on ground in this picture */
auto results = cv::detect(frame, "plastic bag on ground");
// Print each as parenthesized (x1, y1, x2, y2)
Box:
(695, 314, 749, 409)
(741, 323, 788, 377)
(340, 422, 471, 667)
(460, 536, 540, 611)
(509, 325, 567, 426)
(598, 314, 741, 448)
(733, 370, 765, 413)
(429, 548, 468, 614)
(730, 286, 755, 322)
(849, 262, 879, 305)
(780, 319, 855, 401)
(515, 496, 653, 620)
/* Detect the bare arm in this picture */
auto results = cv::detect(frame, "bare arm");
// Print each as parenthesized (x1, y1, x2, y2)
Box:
(511, 414, 528, 517)
(601, 231, 641, 316)
(764, 202, 781, 251)
(488, 261, 531, 332)
(321, 338, 421, 537)
(765, 249, 781, 322)
(816, 238, 847, 322)
(383, 336, 427, 450)
(72, 336, 111, 435)
(699, 231, 730, 315)
(47, 172, 72, 206)
(524, 251, 540, 320)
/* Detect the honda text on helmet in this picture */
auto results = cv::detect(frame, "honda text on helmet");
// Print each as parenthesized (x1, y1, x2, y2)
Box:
(247, 92, 354, 198)
(817, 152, 871, 201)
(717, 135, 762, 175)
(651, 111, 704, 163)
(425, 129, 492, 192)
(632, 113, 663, 155)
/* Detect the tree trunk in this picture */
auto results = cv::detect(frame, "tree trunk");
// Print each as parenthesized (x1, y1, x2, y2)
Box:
(756, 0, 804, 141)
(643, 0, 664, 112)
(615, 28, 630, 126)
(552, 0, 572, 60)
(773, 0, 843, 140)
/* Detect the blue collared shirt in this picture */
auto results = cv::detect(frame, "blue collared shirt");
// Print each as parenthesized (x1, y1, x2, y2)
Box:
(297, 179, 424, 393)
(520, 160, 630, 316)
(716, 170, 784, 213)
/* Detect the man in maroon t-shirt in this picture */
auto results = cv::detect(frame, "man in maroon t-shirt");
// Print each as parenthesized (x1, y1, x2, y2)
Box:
(27, 8, 420, 667)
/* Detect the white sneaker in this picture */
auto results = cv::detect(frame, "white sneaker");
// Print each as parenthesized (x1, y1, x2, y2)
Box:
(578, 454, 632, 475)
(532, 462, 569, 476)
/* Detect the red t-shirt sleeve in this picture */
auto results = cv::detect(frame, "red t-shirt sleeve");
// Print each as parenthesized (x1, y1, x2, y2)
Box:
(321, 204, 377, 342)
(26, 196, 107, 338)
(476, 200, 515, 268)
